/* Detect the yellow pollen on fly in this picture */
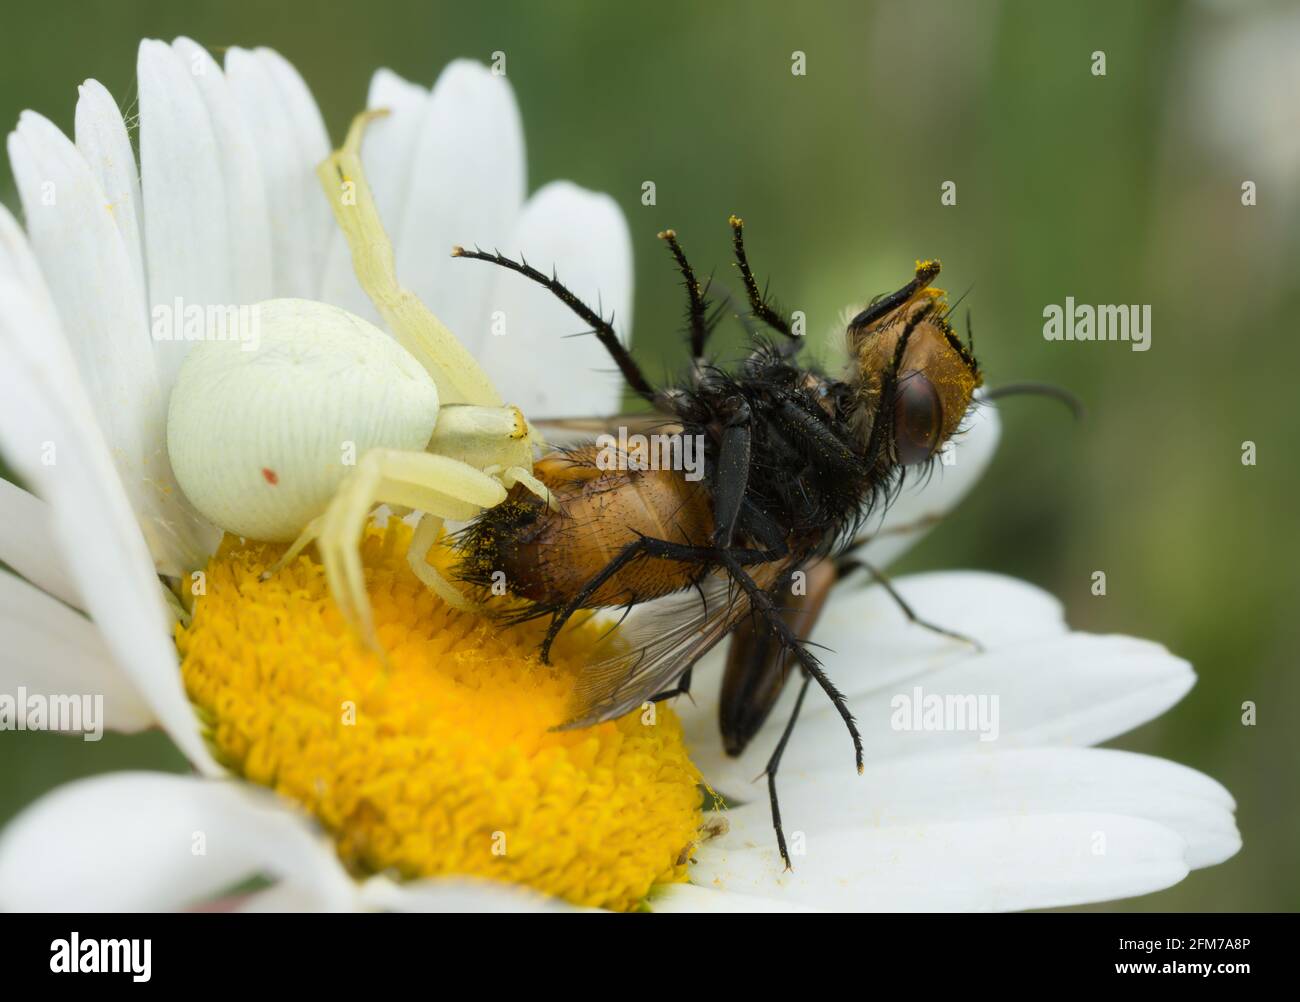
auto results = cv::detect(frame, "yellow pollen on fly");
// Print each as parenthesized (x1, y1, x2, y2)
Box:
(176, 520, 706, 912)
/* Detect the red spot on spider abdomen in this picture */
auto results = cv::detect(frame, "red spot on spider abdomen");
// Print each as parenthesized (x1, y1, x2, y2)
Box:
(261, 467, 279, 485)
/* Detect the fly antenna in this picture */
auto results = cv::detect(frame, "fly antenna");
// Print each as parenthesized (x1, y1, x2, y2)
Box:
(982, 381, 1085, 420)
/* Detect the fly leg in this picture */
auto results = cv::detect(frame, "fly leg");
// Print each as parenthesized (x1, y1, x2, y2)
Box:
(649, 667, 693, 704)
(837, 540, 977, 649)
(764, 674, 812, 870)
(717, 550, 862, 769)
(537, 536, 652, 663)
(728, 215, 797, 350)
(834, 555, 983, 651)
(538, 535, 776, 663)
(451, 246, 659, 406)
(658, 230, 711, 362)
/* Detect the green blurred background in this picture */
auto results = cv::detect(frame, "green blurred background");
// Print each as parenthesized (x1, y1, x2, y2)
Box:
(2, 0, 1296, 911)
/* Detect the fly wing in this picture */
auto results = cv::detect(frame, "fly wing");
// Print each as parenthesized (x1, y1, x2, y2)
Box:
(533, 413, 683, 446)
(557, 559, 794, 730)
(555, 570, 747, 729)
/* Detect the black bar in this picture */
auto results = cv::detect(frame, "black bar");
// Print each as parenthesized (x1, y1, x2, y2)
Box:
(0, 912, 1286, 988)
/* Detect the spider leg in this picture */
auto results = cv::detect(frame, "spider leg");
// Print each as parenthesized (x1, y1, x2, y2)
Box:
(318, 110, 502, 407)
(317, 449, 507, 650)
(407, 511, 483, 612)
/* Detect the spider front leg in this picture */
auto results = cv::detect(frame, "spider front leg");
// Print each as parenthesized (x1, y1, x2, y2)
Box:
(407, 404, 559, 612)
(426, 403, 555, 510)
(268, 374, 551, 635)
(318, 110, 502, 408)
(408, 459, 553, 615)
(406, 511, 479, 611)
(316, 448, 509, 650)
(406, 454, 551, 614)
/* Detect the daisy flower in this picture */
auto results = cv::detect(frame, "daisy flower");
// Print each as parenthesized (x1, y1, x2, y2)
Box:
(0, 40, 1238, 912)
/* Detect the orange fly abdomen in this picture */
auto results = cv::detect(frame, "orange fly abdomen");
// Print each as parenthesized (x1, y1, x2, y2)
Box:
(462, 445, 714, 610)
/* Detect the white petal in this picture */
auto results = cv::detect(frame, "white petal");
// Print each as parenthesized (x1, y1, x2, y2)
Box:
(650, 882, 816, 913)
(318, 68, 429, 320)
(820, 568, 1067, 655)
(699, 631, 1192, 791)
(0, 231, 217, 773)
(136, 38, 234, 389)
(7, 109, 215, 575)
(0, 478, 80, 608)
(0, 570, 154, 733)
(366, 68, 430, 161)
(253, 46, 334, 287)
(393, 60, 525, 354)
(692, 812, 1189, 911)
(475, 182, 634, 417)
(0, 773, 354, 911)
(855, 398, 1001, 568)
(223, 46, 331, 301)
(169, 37, 274, 306)
(859, 633, 1187, 753)
(717, 748, 1239, 874)
(73, 79, 146, 301)
(358, 875, 572, 913)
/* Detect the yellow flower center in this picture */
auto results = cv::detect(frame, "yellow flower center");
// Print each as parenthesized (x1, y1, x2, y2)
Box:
(176, 519, 705, 911)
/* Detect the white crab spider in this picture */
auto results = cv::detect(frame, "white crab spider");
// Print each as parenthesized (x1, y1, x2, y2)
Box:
(167, 110, 551, 648)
